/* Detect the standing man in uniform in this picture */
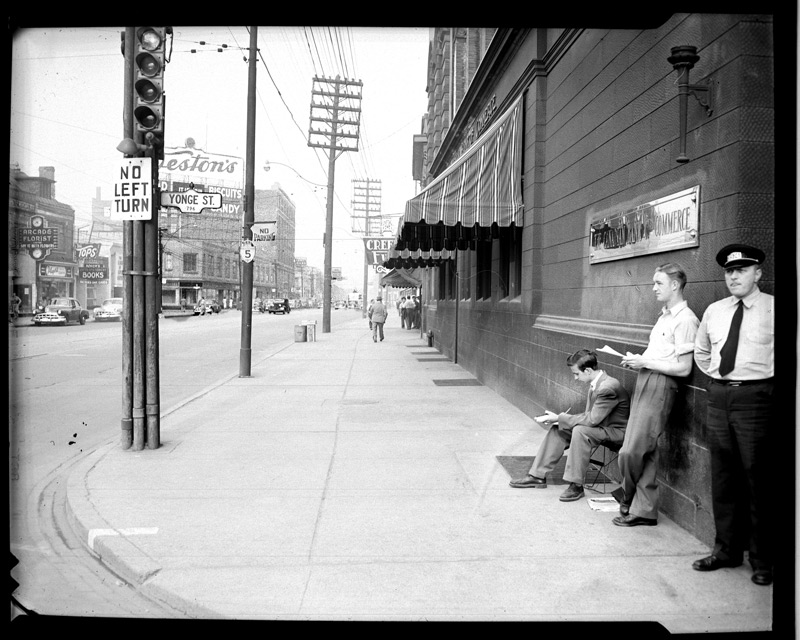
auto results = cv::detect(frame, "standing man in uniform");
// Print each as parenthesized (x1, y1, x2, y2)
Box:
(691, 244, 774, 586)
(613, 263, 699, 527)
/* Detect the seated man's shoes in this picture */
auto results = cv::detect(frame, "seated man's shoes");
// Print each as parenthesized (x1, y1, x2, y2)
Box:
(692, 555, 743, 572)
(751, 569, 773, 586)
(612, 513, 657, 527)
(509, 474, 546, 488)
(559, 482, 584, 502)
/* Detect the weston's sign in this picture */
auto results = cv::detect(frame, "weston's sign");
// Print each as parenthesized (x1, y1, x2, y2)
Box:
(159, 146, 243, 179)
(589, 186, 700, 264)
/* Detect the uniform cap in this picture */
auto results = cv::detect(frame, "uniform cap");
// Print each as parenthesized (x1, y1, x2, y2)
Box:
(716, 243, 765, 269)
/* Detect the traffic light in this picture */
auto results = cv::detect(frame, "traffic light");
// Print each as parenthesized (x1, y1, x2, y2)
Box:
(133, 27, 168, 158)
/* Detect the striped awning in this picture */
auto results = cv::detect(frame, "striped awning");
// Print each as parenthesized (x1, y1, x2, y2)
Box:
(396, 96, 524, 253)
(379, 268, 422, 289)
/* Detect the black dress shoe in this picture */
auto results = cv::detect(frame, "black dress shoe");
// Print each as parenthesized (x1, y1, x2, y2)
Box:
(692, 555, 743, 572)
(751, 569, 773, 585)
(612, 513, 657, 527)
(619, 503, 630, 516)
(509, 474, 547, 488)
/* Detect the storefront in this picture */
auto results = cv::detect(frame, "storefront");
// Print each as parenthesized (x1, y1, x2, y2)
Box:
(403, 20, 777, 545)
(37, 261, 75, 302)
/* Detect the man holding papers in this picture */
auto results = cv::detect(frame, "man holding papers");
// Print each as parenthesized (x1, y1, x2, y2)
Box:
(509, 349, 630, 502)
(613, 263, 699, 527)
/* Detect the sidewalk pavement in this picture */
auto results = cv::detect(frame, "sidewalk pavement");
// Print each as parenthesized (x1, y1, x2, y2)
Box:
(61, 316, 773, 629)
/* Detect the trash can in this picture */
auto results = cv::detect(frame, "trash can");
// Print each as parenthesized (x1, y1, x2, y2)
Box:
(427, 330, 434, 347)
(302, 320, 317, 342)
(294, 325, 307, 342)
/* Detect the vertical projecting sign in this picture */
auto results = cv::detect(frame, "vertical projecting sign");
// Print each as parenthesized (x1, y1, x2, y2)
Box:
(112, 157, 152, 220)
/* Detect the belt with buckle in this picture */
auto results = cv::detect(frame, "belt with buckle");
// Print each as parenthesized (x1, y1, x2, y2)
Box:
(711, 378, 774, 387)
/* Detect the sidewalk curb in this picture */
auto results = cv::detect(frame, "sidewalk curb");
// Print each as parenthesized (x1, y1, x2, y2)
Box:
(64, 443, 222, 618)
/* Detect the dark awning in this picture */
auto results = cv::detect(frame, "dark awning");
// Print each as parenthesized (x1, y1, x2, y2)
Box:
(379, 268, 422, 289)
(382, 237, 455, 270)
(396, 96, 524, 253)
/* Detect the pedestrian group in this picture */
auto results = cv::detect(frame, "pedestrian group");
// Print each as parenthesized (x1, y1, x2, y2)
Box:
(509, 243, 774, 587)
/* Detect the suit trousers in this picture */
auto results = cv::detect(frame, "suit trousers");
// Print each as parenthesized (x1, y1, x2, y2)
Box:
(529, 423, 626, 485)
(618, 369, 678, 520)
(372, 321, 385, 341)
(706, 380, 773, 569)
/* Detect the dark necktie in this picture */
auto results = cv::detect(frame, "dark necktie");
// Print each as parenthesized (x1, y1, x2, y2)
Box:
(718, 300, 744, 377)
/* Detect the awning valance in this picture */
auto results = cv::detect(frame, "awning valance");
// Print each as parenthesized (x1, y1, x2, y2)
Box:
(382, 241, 455, 270)
(397, 96, 524, 252)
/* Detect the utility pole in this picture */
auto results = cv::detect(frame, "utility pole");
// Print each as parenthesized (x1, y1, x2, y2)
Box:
(239, 26, 258, 377)
(352, 178, 381, 318)
(308, 75, 363, 333)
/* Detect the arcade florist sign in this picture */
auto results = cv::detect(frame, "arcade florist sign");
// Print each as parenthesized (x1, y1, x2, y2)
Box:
(589, 186, 700, 264)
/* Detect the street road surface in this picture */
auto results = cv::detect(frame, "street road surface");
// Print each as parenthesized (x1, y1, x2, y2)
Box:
(9, 307, 360, 619)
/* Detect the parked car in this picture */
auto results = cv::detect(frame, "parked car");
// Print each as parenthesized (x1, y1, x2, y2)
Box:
(93, 297, 123, 322)
(333, 300, 346, 310)
(33, 297, 90, 326)
(267, 298, 290, 314)
(193, 299, 220, 316)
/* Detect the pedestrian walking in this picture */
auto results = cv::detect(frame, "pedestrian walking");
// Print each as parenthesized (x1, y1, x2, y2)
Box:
(10, 293, 21, 320)
(367, 298, 375, 330)
(691, 244, 774, 586)
(368, 294, 388, 342)
(613, 263, 699, 527)
(403, 295, 415, 329)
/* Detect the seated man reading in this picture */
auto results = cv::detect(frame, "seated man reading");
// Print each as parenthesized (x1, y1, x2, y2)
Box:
(510, 349, 630, 501)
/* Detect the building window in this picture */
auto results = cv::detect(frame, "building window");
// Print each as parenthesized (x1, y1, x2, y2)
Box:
(184, 253, 197, 272)
(499, 224, 522, 298)
(459, 250, 471, 300)
(476, 240, 492, 300)
(164, 253, 173, 271)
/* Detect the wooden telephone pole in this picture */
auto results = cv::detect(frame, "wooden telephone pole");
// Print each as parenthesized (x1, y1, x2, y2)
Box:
(351, 178, 382, 318)
(308, 76, 363, 333)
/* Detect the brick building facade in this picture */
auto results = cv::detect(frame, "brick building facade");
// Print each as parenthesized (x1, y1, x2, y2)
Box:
(402, 17, 780, 544)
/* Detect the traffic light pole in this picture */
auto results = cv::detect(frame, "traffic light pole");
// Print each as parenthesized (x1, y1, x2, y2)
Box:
(121, 26, 135, 450)
(239, 26, 258, 377)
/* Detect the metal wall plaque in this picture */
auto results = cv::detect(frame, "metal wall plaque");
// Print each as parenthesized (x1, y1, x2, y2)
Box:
(589, 185, 700, 264)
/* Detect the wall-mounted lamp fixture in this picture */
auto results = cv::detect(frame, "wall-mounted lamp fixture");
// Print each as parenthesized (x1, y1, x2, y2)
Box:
(667, 45, 714, 164)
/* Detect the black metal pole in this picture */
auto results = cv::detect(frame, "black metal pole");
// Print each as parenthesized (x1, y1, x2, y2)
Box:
(239, 26, 257, 376)
(144, 153, 160, 449)
(121, 26, 135, 450)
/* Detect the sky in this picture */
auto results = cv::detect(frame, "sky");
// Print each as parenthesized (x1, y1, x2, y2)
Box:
(9, 25, 430, 287)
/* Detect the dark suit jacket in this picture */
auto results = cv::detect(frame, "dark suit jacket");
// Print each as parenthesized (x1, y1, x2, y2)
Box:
(556, 371, 630, 432)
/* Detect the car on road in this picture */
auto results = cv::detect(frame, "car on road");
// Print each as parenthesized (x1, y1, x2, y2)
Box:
(93, 297, 123, 322)
(267, 298, 290, 314)
(193, 299, 221, 316)
(333, 300, 346, 310)
(33, 297, 91, 326)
